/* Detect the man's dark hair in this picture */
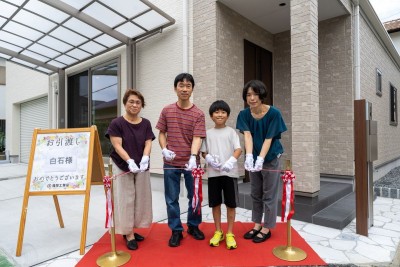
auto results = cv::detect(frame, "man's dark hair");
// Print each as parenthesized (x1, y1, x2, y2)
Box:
(209, 100, 231, 116)
(242, 80, 267, 101)
(174, 73, 195, 88)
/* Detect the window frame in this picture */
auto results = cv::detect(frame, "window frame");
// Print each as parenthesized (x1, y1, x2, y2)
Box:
(376, 68, 382, 97)
(390, 83, 398, 126)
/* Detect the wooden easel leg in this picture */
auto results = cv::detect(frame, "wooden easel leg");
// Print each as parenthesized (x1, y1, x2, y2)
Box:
(16, 195, 30, 256)
(80, 193, 91, 255)
(53, 195, 64, 228)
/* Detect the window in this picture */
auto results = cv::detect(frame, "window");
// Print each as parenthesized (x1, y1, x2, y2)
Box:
(390, 84, 398, 126)
(376, 68, 382, 96)
(67, 59, 119, 155)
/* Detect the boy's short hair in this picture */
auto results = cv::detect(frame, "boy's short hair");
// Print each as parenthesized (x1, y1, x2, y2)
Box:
(209, 100, 231, 116)
(174, 73, 195, 88)
(242, 80, 267, 101)
(123, 89, 145, 107)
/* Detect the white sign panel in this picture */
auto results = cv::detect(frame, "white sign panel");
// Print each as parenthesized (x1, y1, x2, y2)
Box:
(29, 132, 90, 191)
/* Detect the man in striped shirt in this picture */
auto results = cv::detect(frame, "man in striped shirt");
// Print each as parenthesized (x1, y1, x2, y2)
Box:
(156, 73, 206, 247)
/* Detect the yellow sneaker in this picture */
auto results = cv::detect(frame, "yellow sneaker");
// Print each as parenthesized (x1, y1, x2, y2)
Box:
(209, 230, 224, 247)
(225, 233, 237, 250)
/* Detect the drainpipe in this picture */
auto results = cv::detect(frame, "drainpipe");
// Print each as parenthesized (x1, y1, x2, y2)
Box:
(353, 0, 361, 100)
(183, 0, 189, 72)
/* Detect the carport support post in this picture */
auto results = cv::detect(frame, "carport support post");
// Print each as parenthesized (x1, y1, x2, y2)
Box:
(127, 40, 136, 89)
(354, 99, 368, 236)
(58, 69, 65, 128)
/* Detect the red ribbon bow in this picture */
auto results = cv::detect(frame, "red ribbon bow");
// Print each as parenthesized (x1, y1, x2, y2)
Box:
(103, 175, 113, 228)
(281, 170, 296, 222)
(191, 167, 204, 215)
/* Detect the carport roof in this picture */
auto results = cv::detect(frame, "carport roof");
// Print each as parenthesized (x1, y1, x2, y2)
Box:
(0, 0, 174, 74)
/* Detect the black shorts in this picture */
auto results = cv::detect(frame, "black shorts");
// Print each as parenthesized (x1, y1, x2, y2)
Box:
(208, 176, 239, 208)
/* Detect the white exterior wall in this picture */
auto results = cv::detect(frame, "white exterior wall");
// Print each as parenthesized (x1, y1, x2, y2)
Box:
(360, 14, 400, 180)
(0, 85, 5, 120)
(137, 0, 188, 174)
(5, 62, 49, 155)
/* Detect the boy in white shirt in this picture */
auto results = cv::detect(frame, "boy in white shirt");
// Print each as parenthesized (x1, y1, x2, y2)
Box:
(200, 100, 242, 249)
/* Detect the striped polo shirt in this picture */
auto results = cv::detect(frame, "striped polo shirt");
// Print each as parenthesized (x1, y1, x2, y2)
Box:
(156, 102, 206, 168)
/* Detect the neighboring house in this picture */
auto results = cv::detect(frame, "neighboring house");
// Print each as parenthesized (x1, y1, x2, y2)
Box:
(1, 0, 400, 199)
(384, 18, 400, 54)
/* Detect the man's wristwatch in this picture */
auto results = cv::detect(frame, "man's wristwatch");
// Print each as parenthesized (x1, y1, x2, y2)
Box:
(191, 154, 197, 157)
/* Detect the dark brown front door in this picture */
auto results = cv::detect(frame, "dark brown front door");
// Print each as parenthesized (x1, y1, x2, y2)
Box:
(244, 39, 273, 105)
(243, 40, 273, 182)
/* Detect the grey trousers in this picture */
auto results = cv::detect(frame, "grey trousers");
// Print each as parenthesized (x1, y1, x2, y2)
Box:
(250, 157, 281, 229)
(112, 161, 153, 235)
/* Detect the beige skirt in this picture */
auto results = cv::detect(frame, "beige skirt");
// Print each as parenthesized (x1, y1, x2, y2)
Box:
(111, 161, 153, 235)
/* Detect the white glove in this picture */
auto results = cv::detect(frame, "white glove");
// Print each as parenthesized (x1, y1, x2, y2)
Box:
(127, 159, 140, 173)
(162, 148, 176, 161)
(244, 154, 254, 171)
(139, 155, 149, 172)
(185, 155, 197, 171)
(221, 156, 237, 173)
(205, 154, 222, 170)
(251, 156, 264, 172)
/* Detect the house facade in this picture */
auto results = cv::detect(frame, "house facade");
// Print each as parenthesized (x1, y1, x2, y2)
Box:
(1, 0, 400, 197)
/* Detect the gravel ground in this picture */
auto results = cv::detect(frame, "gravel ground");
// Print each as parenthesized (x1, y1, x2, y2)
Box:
(374, 166, 400, 189)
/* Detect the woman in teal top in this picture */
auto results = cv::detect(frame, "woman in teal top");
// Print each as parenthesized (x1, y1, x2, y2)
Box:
(236, 80, 287, 243)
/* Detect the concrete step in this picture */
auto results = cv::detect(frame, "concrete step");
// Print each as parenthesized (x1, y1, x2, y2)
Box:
(312, 192, 355, 229)
(238, 180, 354, 228)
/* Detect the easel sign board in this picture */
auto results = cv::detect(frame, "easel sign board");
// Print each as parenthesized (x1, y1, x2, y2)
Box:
(16, 126, 105, 257)
(29, 131, 90, 192)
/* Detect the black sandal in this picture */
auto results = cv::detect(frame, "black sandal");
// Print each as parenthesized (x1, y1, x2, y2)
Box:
(243, 228, 261, 239)
(252, 230, 271, 243)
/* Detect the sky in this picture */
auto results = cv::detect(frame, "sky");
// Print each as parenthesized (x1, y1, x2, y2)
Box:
(369, 0, 400, 22)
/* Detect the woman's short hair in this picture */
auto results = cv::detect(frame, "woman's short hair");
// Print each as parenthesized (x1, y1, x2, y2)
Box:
(123, 89, 145, 107)
(242, 80, 267, 102)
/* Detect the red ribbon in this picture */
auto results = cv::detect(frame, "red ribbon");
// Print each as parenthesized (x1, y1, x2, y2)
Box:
(281, 170, 296, 222)
(103, 175, 113, 228)
(191, 167, 204, 215)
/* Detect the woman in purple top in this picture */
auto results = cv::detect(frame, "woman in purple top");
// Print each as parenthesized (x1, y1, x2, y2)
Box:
(106, 89, 155, 250)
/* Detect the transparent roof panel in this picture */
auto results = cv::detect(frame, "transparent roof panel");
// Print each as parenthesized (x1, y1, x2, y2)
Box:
(83, 2, 125, 28)
(38, 36, 73, 53)
(11, 58, 37, 68)
(0, 0, 174, 73)
(24, 0, 70, 23)
(6, 0, 26, 5)
(13, 9, 57, 33)
(0, 40, 23, 53)
(133, 10, 169, 31)
(0, 17, 7, 28)
(94, 34, 120, 47)
(0, 53, 12, 60)
(28, 43, 60, 58)
(3, 21, 43, 41)
(0, 1, 18, 17)
(0, 31, 32, 47)
(36, 66, 53, 73)
(115, 22, 145, 38)
(64, 18, 102, 39)
(47, 60, 66, 68)
(99, 0, 149, 19)
(55, 54, 77, 65)
(67, 48, 91, 60)
(20, 50, 49, 62)
(50, 26, 88, 46)
(58, 0, 92, 10)
(80, 41, 106, 54)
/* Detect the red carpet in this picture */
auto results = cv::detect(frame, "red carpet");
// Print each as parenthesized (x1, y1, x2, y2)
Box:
(77, 222, 326, 267)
